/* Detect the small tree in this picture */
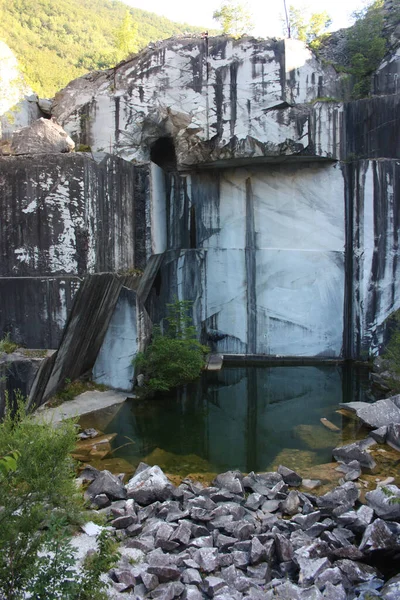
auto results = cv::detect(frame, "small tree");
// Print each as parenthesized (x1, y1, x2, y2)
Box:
(0, 394, 81, 598)
(115, 11, 138, 61)
(346, 0, 386, 98)
(135, 299, 208, 393)
(213, 0, 254, 38)
(282, 4, 332, 47)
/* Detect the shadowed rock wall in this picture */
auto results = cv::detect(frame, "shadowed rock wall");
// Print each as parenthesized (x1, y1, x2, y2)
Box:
(0, 153, 150, 347)
(349, 159, 400, 358)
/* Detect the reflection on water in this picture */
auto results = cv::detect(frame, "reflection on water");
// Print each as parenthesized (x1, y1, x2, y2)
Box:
(82, 363, 374, 476)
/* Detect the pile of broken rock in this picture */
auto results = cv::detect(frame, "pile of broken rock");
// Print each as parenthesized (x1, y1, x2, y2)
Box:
(78, 461, 400, 600)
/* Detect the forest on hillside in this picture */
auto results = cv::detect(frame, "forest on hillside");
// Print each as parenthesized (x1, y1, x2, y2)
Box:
(0, 0, 214, 97)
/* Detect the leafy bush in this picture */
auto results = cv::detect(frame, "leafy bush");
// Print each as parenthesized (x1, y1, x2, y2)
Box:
(345, 0, 386, 98)
(0, 333, 18, 354)
(0, 394, 121, 599)
(0, 394, 81, 598)
(135, 299, 208, 393)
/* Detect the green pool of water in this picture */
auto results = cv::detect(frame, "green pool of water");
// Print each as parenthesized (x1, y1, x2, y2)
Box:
(80, 363, 375, 477)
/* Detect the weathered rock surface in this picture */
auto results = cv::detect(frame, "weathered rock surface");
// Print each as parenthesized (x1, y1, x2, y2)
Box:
(126, 465, 174, 504)
(52, 37, 343, 166)
(365, 485, 400, 521)
(340, 399, 400, 429)
(332, 441, 376, 470)
(11, 117, 75, 155)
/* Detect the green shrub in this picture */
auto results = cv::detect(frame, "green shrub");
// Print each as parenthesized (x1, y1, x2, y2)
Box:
(135, 299, 208, 393)
(345, 0, 386, 98)
(0, 394, 121, 598)
(0, 333, 18, 354)
(0, 394, 81, 598)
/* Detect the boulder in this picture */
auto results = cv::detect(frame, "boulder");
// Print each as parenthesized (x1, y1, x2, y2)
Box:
(365, 485, 400, 520)
(339, 399, 400, 429)
(10, 117, 75, 155)
(332, 440, 376, 470)
(386, 423, 400, 450)
(381, 574, 400, 599)
(278, 465, 302, 487)
(126, 465, 174, 505)
(359, 518, 400, 553)
(86, 469, 127, 501)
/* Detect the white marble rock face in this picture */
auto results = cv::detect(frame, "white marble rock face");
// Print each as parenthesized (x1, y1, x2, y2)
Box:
(93, 288, 137, 391)
(159, 161, 345, 357)
(52, 37, 343, 166)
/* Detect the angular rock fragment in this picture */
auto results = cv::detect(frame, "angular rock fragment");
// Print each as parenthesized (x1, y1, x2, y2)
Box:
(11, 117, 75, 155)
(316, 482, 359, 514)
(340, 399, 400, 429)
(332, 441, 376, 470)
(87, 469, 127, 500)
(366, 484, 400, 520)
(278, 465, 302, 487)
(126, 465, 174, 505)
(213, 471, 244, 495)
(359, 518, 400, 553)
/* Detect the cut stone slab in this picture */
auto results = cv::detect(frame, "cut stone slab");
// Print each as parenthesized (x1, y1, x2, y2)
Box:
(36, 389, 131, 424)
(339, 399, 400, 429)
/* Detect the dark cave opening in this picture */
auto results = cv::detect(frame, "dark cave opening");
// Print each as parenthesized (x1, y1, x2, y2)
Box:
(150, 137, 177, 171)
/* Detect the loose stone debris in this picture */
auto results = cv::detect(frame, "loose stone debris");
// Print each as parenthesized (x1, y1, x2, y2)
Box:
(77, 460, 400, 599)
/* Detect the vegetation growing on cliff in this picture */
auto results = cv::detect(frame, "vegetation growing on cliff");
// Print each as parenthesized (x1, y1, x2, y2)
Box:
(345, 0, 387, 98)
(135, 299, 208, 394)
(0, 0, 213, 97)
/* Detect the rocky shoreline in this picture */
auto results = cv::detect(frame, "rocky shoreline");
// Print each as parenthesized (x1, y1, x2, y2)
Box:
(78, 453, 400, 599)
(68, 390, 400, 599)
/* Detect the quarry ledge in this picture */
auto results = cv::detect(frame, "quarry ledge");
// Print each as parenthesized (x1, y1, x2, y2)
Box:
(221, 355, 349, 366)
(178, 154, 338, 171)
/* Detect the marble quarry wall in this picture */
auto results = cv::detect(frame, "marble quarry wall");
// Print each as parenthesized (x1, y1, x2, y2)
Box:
(0, 153, 149, 347)
(0, 33, 399, 397)
(147, 162, 345, 357)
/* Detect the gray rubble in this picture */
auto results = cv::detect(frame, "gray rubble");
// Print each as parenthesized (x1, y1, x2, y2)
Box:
(78, 462, 400, 599)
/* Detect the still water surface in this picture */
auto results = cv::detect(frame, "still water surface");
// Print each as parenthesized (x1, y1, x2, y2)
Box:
(83, 364, 374, 476)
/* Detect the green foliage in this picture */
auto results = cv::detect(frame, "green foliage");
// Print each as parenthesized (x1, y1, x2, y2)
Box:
(213, 0, 254, 38)
(135, 299, 208, 393)
(0, 394, 121, 598)
(0, 0, 213, 97)
(25, 515, 79, 600)
(283, 4, 332, 46)
(381, 486, 400, 504)
(0, 450, 20, 480)
(115, 10, 139, 62)
(0, 333, 18, 354)
(51, 378, 108, 405)
(0, 394, 82, 598)
(345, 0, 386, 98)
(78, 530, 121, 599)
(382, 309, 400, 390)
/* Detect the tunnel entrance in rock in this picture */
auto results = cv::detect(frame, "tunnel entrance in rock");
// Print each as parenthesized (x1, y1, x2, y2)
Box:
(150, 137, 177, 171)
